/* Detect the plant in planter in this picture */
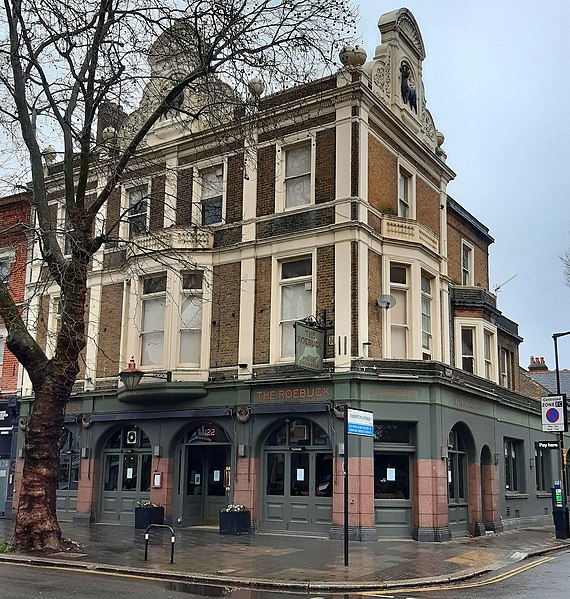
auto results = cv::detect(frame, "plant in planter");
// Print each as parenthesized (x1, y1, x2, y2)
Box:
(134, 501, 165, 529)
(219, 504, 250, 535)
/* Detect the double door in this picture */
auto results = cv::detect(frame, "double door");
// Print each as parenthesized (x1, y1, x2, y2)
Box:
(262, 450, 333, 533)
(100, 451, 152, 523)
(181, 445, 230, 525)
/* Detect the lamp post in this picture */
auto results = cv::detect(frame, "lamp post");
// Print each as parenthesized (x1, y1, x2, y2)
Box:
(119, 357, 172, 391)
(553, 331, 570, 535)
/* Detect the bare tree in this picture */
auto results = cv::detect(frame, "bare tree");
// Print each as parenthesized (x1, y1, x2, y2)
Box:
(0, 0, 355, 551)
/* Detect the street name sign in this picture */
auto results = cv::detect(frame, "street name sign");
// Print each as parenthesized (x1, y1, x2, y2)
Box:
(347, 409, 374, 436)
(541, 395, 567, 432)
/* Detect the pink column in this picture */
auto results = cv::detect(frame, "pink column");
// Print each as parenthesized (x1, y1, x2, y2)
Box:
(75, 458, 99, 517)
(149, 457, 174, 517)
(332, 456, 374, 528)
(233, 456, 260, 518)
(482, 462, 502, 530)
(414, 458, 451, 541)
(468, 462, 485, 536)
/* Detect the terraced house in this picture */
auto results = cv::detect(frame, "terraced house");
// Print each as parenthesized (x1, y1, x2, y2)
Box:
(10, 8, 563, 541)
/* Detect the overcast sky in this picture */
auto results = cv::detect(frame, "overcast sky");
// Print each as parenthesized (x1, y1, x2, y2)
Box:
(354, 1, 570, 369)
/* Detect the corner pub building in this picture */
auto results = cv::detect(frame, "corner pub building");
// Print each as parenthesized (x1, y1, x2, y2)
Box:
(10, 8, 564, 542)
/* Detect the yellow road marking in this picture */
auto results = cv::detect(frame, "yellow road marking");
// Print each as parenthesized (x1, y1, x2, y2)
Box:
(362, 555, 555, 595)
(0, 561, 190, 584)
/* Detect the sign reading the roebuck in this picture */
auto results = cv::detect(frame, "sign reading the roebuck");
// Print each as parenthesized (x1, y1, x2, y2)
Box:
(294, 322, 324, 373)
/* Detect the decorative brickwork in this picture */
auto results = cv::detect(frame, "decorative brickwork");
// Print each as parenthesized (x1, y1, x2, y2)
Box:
(351, 120, 359, 198)
(210, 262, 241, 368)
(257, 207, 334, 240)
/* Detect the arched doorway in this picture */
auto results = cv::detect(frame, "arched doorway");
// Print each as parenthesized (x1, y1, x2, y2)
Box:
(447, 424, 471, 537)
(262, 418, 333, 534)
(100, 425, 152, 523)
(56, 427, 80, 517)
(176, 422, 231, 526)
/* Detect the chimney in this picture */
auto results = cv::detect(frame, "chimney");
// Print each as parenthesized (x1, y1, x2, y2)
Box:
(528, 356, 549, 372)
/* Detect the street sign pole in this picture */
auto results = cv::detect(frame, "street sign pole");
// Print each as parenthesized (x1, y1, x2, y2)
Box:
(344, 405, 349, 567)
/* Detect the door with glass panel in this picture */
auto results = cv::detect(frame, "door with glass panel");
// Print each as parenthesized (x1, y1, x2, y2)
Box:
(100, 426, 152, 524)
(56, 428, 80, 517)
(178, 423, 231, 526)
(263, 419, 333, 534)
(447, 427, 469, 536)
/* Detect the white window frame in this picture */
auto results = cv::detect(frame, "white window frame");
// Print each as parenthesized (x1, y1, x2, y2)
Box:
(499, 347, 511, 388)
(454, 318, 497, 381)
(397, 159, 416, 219)
(461, 239, 474, 286)
(275, 133, 316, 213)
(504, 438, 523, 493)
(272, 252, 315, 362)
(421, 272, 433, 359)
(125, 181, 151, 239)
(389, 262, 409, 359)
(139, 274, 167, 367)
(177, 272, 204, 367)
(192, 158, 228, 227)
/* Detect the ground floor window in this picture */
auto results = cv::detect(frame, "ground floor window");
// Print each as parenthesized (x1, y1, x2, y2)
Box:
(535, 446, 553, 492)
(504, 438, 523, 492)
(58, 428, 79, 491)
(374, 454, 410, 499)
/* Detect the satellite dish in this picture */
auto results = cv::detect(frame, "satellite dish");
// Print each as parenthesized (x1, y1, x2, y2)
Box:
(376, 294, 396, 309)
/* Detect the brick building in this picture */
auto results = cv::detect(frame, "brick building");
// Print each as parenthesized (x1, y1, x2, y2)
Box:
(0, 191, 30, 516)
(11, 8, 564, 540)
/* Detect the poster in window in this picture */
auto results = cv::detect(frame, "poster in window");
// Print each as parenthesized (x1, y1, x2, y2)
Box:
(386, 468, 396, 482)
(296, 468, 305, 482)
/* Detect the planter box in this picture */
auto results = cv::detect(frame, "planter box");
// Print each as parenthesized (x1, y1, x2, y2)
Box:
(219, 510, 250, 535)
(135, 506, 164, 529)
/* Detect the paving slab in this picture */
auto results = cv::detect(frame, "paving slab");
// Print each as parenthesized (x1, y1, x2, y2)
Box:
(0, 519, 569, 591)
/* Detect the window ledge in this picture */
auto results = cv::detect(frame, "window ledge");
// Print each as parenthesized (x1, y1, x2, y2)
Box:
(505, 493, 528, 500)
(537, 492, 552, 499)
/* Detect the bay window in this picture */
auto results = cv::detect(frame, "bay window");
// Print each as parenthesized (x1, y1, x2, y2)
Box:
(421, 274, 432, 359)
(390, 264, 409, 359)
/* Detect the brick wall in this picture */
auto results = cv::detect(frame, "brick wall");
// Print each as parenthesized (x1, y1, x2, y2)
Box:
(104, 188, 121, 245)
(210, 262, 241, 368)
(256, 146, 276, 217)
(316, 246, 335, 359)
(176, 167, 193, 226)
(447, 210, 490, 289)
(225, 154, 244, 223)
(368, 250, 383, 358)
(368, 134, 397, 214)
(416, 177, 440, 237)
(351, 118, 359, 198)
(253, 257, 272, 364)
(96, 283, 123, 379)
(351, 241, 359, 356)
(315, 128, 335, 203)
(149, 174, 165, 232)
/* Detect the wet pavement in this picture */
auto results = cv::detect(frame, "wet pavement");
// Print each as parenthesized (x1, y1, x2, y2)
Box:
(1, 519, 569, 591)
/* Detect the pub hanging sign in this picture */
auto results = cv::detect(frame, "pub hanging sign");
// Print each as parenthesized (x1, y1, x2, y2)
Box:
(294, 321, 325, 373)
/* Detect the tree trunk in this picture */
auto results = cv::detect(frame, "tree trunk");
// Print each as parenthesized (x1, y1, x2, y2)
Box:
(13, 381, 69, 551)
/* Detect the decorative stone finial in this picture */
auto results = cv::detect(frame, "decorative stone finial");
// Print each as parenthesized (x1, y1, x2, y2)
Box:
(339, 45, 367, 68)
(42, 146, 57, 165)
(248, 76, 265, 97)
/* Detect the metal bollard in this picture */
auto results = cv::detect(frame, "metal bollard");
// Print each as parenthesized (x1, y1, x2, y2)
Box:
(144, 523, 175, 564)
